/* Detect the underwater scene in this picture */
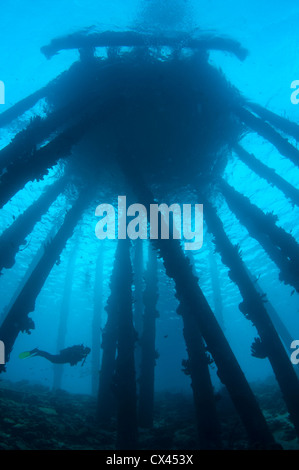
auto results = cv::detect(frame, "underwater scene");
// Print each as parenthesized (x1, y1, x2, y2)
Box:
(0, 0, 299, 455)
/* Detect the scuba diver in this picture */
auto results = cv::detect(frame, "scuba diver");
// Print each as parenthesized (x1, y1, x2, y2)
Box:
(19, 344, 91, 366)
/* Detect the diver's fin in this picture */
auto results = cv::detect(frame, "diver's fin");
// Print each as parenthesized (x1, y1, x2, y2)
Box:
(18, 350, 38, 360)
(81, 355, 87, 367)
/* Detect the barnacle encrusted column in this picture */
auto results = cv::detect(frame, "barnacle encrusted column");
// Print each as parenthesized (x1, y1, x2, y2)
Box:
(114, 239, 138, 450)
(202, 194, 299, 438)
(155, 236, 276, 448)
(0, 105, 82, 177)
(244, 101, 299, 142)
(0, 67, 76, 129)
(208, 241, 224, 328)
(119, 162, 276, 448)
(97, 239, 138, 450)
(235, 144, 299, 207)
(0, 87, 50, 128)
(245, 266, 294, 352)
(133, 239, 144, 387)
(219, 179, 299, 292)
(53, 241, 77, 390)
(0, 175, 67, 273)
(97, 246, 118, 423)
(183, 251, 221, 449)
(0, 186, 91, 371)
(92, 247, 104, 396)
(138, 243, 158, 429)
(235, 107, 299, 168)
(0, 54, 109, 129)
(0, 116, 93, 209)
(179, 290, 222, 449)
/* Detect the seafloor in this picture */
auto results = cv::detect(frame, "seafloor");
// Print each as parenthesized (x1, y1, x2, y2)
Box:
(0, 377, 298, 450)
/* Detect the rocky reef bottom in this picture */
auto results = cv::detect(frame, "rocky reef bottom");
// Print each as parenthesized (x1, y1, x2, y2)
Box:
(0, 377, 298, 450)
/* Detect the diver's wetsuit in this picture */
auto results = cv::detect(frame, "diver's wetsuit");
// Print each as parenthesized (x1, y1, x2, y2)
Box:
(29, 345, 90, 366)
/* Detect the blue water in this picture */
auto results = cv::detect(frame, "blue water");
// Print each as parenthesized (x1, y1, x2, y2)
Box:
(0, 0, 298, 406)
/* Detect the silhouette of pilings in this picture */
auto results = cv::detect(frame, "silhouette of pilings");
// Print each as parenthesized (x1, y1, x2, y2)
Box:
(0, 88, 49, 129)
(0, 112, 95, 209)
(235, 107, 299, 168)
(114, 239, 138, 450)
(202, 195, 299, 437)
(0, 91, 123, 210)
(97, 240, 138, 449)
(138, 244, 158, 429)
(97, 250, 118, 423)
(92, 247, 104, 396)
(118, 162, 276, 448)
(133, 239, 144, 387)
(219, 179, 299, 292)
(156, 238, 276, 447)
(208, 241, 224, 328)
(244, 101, 299, 142)
(184, 251, 222, 449)
(53, 241, 77, 390)
(0, 57, 99, 129)
(245, 267, 294, 352)
(0, 98, 94, 176)
(235, 144, 299, 207)
(0, 175, 67, 273)
(0, 187, 90, 371)
(180, 301, 222, 449)
(41, 30, 248, 61)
